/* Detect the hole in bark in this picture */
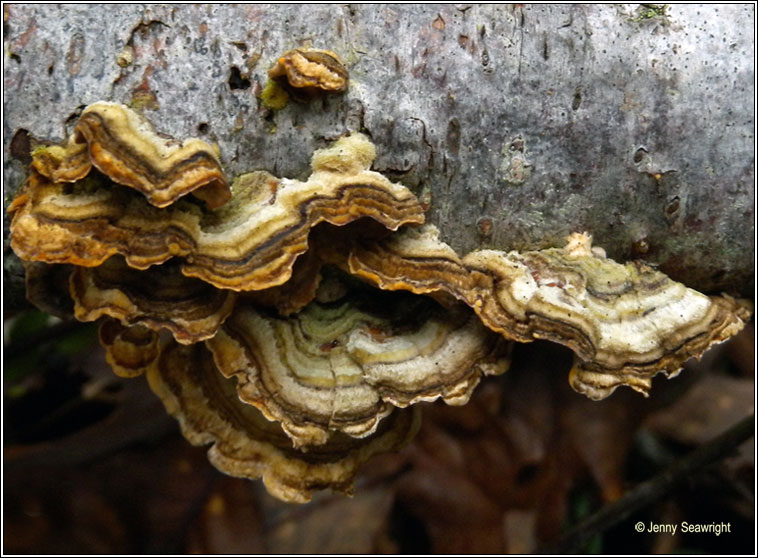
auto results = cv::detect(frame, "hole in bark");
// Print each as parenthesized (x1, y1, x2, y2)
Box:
(446, 118, 461, 156)
(633, 147, 648, 163)
(10, 129, 33, 165)
(228, 66, 251, 90)
(508, 137, 525, 152)
(664, 196, 681, 222)
(572, 88, 582, 110)
(197, 122, 209, 134)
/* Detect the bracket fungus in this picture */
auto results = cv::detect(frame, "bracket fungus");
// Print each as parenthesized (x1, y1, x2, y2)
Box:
(70, 257, 238, 344)
(150, 341, 420, 504)
(107, 331, 420, 503)
(7, 101, 751, 503)
(22, 262, 76, 318)
(98, 319, 161, 378)
(31, 102, 230, 208)
(348, 225, 750, 399)
(206, 281, 510, 447)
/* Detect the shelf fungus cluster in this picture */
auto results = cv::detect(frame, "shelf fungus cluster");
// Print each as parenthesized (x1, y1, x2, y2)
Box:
(9, 102, 750, 502)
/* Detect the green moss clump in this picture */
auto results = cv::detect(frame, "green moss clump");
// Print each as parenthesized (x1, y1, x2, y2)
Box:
(129, 89, 160, 111)
(630, 4, 668, 22)
(31, 144, 50, 157)
(260, 79, 289, 111)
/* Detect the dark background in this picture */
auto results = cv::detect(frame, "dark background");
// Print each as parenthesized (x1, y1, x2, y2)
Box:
(4, 310, 753, 553)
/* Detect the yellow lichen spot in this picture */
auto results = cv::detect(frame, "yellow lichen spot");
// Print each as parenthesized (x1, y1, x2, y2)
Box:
(130, 89, 160, 112)
(260, 79, 289, 110)
(31, 144, 52, 158)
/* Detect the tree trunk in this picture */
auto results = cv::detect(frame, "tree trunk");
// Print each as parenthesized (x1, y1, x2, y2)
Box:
(3, 4, 754, 306)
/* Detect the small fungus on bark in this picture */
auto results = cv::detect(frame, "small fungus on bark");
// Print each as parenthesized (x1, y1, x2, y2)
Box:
(268, 48, 349, 93)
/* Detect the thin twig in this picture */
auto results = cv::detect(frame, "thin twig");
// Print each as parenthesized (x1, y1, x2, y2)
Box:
(538, 413, 755, 554)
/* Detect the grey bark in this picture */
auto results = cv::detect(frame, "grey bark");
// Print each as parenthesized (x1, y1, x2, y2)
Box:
(3, 4, 754, 305)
